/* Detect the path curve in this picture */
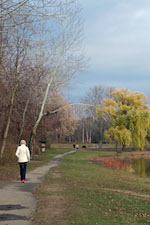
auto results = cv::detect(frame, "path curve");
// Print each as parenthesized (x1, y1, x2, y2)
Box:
(0, 150, 75, 225)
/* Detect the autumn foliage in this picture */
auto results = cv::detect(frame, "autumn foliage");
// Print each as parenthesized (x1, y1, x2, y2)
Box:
(96, 88, 150, 150)
(0, 0, 84, 158)
(93, 156, 127, 170)
(37, 95, 79, 142)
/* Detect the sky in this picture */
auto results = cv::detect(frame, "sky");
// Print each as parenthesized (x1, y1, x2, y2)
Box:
(66, 0, 150, 102)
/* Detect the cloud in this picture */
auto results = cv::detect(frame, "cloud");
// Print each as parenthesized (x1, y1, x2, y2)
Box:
(134, 9, 147, 19)
(68, 0, 150, 102)
(83, 0, 150, 71)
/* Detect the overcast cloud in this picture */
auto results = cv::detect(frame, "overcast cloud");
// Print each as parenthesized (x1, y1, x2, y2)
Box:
(67, 0, 150, 101)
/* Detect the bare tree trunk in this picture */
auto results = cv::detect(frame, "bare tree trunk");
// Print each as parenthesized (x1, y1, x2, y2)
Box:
(89, 128, 92, 144)
(82, 122, 85, 144)
(0, 85, 18, 158)
(99, 119, 104, 148)
(18, 97, 30, 142)
(28, 24, 64, 151)
(0, 23, 3, 75)
(28, 79, 52, 151)
(69, 136, 71, 143)
(86, 130, 89, 143)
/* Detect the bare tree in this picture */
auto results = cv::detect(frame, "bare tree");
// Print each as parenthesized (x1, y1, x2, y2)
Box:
(28, 5, 84, 151)
(80, 85, 114, 145)
(0, 0, 85, 158)
(0, 21, 33, 157)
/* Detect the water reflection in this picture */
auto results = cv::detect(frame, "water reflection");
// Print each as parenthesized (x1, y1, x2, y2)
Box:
(99, 157, 150, 177)
(132, 159, 150, 177)
(97, 157, 150, 177)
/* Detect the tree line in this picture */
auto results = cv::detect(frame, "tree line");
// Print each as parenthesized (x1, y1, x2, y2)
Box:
(72, 86, 150, 151)
(0, 1, 149, 160)
(0, 0, 84, 159)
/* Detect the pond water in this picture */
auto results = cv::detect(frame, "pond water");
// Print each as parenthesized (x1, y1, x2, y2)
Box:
(131, 159, 150, 177)
(99, 157, 150, 177)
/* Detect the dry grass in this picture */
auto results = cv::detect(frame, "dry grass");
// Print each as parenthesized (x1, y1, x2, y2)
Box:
(0, 143, 17, 166)
(51, 143, 98, 149)
(115, 151, 150, 160)
(32, 168, 69, 225)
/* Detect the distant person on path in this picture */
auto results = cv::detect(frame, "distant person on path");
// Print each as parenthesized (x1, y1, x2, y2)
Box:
(76, 144, 79, 150)
(73, 144, 76, 151)
(15, 140, 30, 183)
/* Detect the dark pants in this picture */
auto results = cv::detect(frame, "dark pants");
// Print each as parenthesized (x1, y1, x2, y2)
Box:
(19, 162, 27, 180)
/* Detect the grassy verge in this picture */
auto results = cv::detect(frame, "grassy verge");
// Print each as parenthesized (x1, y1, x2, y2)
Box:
(33, 148, 150, 225)
(0, 148, 71, 184)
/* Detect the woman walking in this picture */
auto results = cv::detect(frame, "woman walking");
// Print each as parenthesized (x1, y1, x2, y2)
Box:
(15, 140, 30, 183)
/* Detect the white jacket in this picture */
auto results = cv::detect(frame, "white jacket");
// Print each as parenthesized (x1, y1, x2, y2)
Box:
(15, 144, 30, 163)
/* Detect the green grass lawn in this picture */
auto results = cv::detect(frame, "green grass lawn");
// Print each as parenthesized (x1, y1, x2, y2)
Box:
(33, 148, 150, 225)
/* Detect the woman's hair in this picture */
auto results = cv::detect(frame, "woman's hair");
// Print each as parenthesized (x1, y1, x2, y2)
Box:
(20, 140, 26, 145)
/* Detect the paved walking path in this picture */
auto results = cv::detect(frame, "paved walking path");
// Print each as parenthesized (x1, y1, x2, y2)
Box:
(0, 151, 75, 225)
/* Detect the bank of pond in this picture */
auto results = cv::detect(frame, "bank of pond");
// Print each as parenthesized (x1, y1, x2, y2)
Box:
(93, 153, 150, 177)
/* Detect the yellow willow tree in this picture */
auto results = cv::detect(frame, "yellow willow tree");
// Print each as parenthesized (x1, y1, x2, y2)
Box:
(96, 88, 150, 151)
